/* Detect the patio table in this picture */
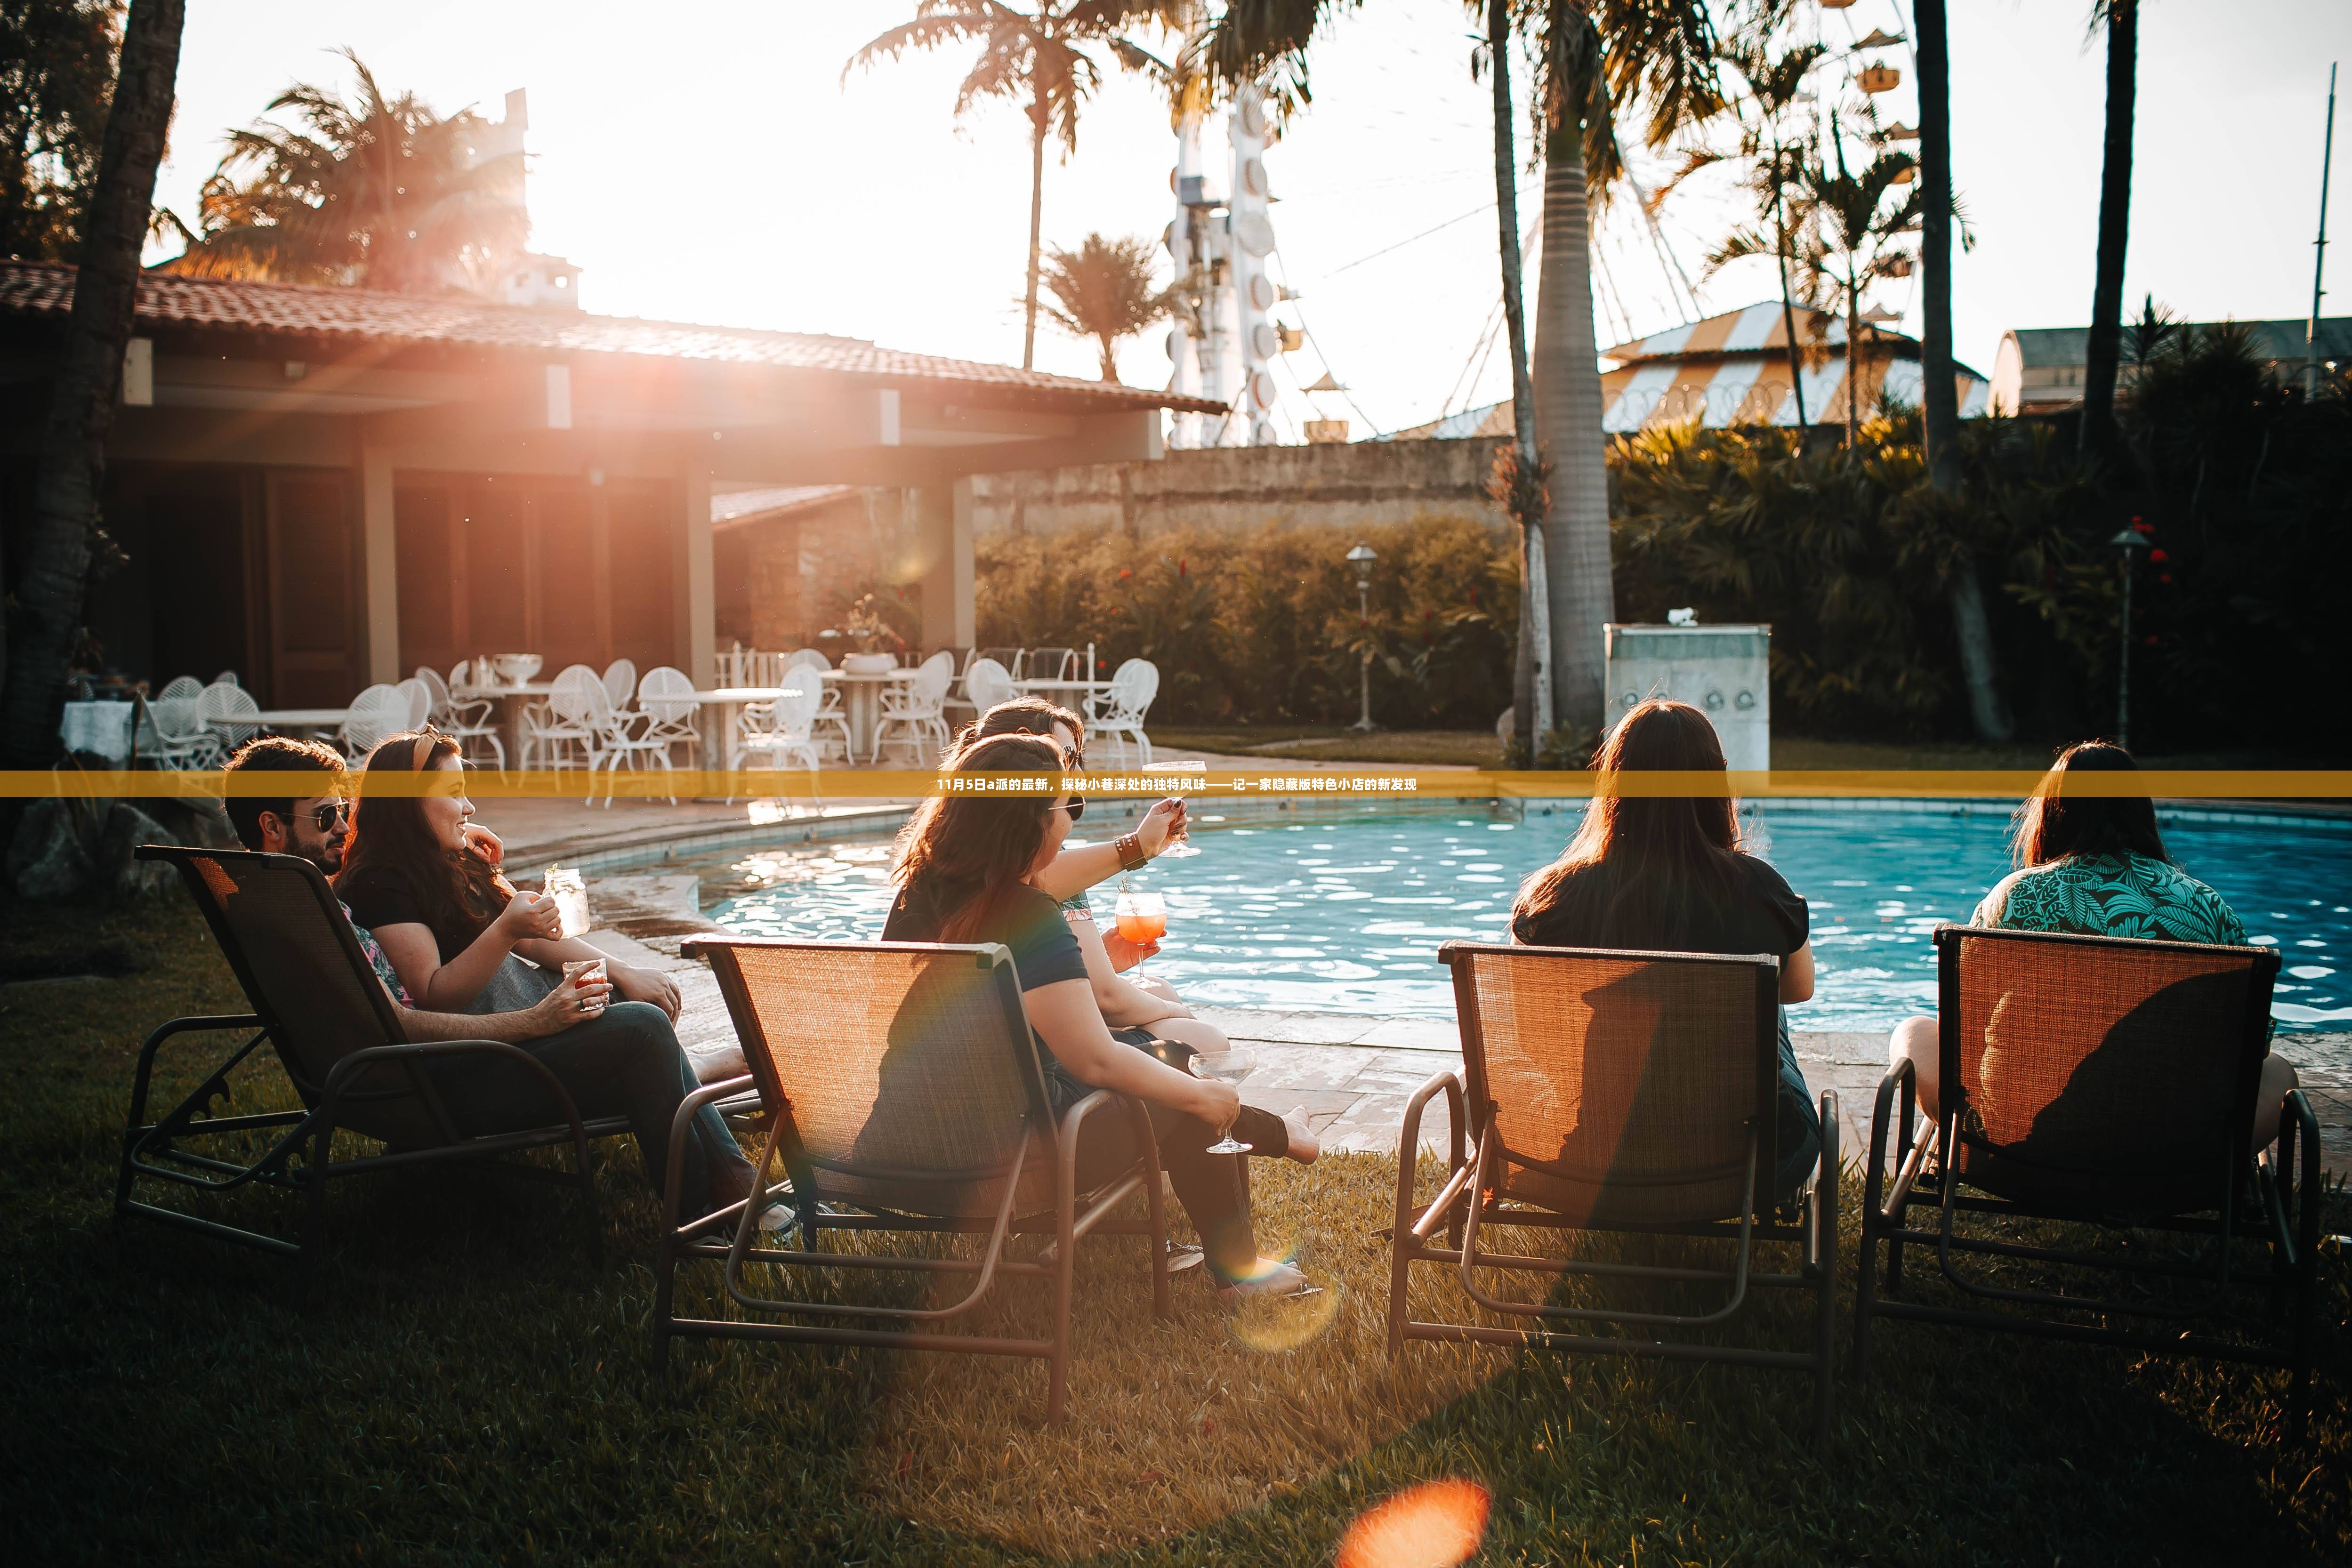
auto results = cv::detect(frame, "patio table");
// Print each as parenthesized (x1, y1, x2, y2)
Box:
(822, 667, 916, 763)
(252, 707, 350, 738)
(690, 684, 815, 770)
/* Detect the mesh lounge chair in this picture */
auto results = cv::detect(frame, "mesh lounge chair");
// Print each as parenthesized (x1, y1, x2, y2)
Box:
(117, 846, 620, 1281)
(655, 936, 1173, 1424)
(1389, 942, 1840, 1441)
(1853, 924, 2322, 1438)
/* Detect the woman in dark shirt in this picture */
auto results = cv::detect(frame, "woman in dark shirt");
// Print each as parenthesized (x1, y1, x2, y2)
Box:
(1510, 700, 1822, 1201)
(337, 731, 758, 1223)
(883, 732, 1319, 1299)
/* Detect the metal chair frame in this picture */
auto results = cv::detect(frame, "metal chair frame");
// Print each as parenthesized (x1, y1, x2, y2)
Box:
(1853, 923, 2321, 1440)
(1389, 941, 1840, 1443)
(654, 935, 1173, 1425)
(117, 847, 621, 1285)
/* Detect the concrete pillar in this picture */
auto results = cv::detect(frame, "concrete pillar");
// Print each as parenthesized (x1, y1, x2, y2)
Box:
(675, 450, 715, 686)
(914, 480, 974, 650)
(359, 444, 401, 684)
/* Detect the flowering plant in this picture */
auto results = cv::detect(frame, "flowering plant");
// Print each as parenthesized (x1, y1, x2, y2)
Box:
(841, 594, 906, 654)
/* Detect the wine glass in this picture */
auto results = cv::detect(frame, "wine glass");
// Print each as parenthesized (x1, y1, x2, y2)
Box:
(1190, 1045, 1259, 1154)
(1113, 884, 1167, 978)
(1143, 763, 1205, 857)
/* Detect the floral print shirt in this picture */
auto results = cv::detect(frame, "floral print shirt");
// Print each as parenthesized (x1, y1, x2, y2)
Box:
(1972, 852, 2248, 947)
(341, 901, 415, 1007)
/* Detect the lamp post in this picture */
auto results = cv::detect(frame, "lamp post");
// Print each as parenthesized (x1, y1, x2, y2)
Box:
(2109, 523, 2151, 748)
(1346, 542, 1378, 732)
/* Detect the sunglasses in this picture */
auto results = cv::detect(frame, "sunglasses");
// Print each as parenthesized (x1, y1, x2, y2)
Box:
(1049, 796, 1086, 823)
(281, 799, 347, 833)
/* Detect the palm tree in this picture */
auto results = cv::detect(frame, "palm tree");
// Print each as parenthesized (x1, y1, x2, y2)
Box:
(2080, 0, 2137, 456)
(845, 1, 1187, 371)
(0, 0, 183, 771)
(0, 0, 126, 263)
(1036, 232, 1171, 380)
(157, 49, 524, 293)
(1916, 0, 2013, 742)
(1199, 0, 1719, 743)
(1796, 116, 1918, 444)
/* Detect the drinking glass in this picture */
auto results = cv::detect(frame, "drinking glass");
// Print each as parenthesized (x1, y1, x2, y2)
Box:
(1143, 763, 1205, 857)
(1189, 1045, 1259, 1154)
(1113, 884, 1167, 976)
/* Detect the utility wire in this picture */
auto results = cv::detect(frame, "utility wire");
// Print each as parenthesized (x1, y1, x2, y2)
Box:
(1317, 182, 1534, 279)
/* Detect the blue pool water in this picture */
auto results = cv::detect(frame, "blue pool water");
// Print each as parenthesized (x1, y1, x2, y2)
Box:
(702, 807, 2352, 1032)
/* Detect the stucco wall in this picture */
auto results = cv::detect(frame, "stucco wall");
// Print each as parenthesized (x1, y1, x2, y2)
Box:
(970, 437, 1511, 536)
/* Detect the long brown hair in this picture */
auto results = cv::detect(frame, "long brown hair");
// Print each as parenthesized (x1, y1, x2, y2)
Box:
(2012, 740, 2168, 868)
(332, 731, 507, 949)
(1511, 699, 1746, 944)
(959, 695, 1085, 760)
(892, 732, 1066, 943)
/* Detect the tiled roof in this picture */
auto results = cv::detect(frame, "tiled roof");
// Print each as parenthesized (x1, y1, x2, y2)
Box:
(0, 260, 1224, 413)
(710, 485, 856, 526)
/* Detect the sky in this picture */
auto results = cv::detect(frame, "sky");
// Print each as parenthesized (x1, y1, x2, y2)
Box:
(149, 1, 2352, 439)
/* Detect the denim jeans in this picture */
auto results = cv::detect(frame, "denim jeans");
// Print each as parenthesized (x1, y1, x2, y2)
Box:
(431, 999, 751, 1214)
(1773, 1010, 1823, 1203)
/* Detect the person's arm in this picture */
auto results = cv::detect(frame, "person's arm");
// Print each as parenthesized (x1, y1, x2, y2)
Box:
(374, 891, 563, 1012)
(1030, 797, 1184, 901)
(1024, 977, 1235, 1127)
(1065, 910, 1187, 1028)
(388, 969, 613, 1043)
(1779, 941, 1815, 1004)
(511, 933, 682, 1021)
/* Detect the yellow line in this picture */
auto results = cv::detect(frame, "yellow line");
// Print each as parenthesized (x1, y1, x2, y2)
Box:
(9, 769, 2352, 800)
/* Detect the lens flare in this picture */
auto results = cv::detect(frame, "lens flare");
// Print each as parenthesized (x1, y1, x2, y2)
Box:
(1335, 1479, 1491, 1568)
(1229, 1280, 1344, 1353)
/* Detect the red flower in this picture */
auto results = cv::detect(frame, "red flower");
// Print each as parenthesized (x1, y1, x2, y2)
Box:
(2148, 548, 2168, 563)
(1119, 568, 1132, 579)
(2159, 573, 2173, 584)
(1178, 557, 1188, 577)
(2133, 521, 2154, 534)
(2144, 635, 2159, 645)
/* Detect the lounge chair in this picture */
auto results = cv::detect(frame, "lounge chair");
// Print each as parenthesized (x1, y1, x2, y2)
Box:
(118, 846, 617, 1281)
(1388, 941, 1840, 1441)
(655, 935, 1173, 1424)
(1853, 924, 2322, 1439)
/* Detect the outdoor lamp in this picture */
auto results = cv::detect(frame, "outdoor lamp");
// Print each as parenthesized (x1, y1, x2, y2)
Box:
(2109, 524, 2151, 748)
(1346, 543, 1378, 732)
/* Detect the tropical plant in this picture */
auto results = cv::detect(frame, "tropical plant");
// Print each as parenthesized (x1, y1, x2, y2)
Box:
(0, 0, 180, 771)
(1791, 114, 1918, 444)
(156, 49, 524, 293)
(844, 1, 1187, 371)
(2081, 0, 2138, 456)
(0, 0, 122, 262)
(1035, 231, 1171, 380)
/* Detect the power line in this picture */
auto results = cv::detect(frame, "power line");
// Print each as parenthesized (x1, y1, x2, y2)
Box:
(1318, 185, 1532, 279)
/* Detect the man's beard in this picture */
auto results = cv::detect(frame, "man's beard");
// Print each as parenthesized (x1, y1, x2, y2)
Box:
(295, 841, 342, 876)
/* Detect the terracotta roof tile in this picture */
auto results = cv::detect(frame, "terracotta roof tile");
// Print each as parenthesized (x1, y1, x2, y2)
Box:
(0, 260, 1224, 414)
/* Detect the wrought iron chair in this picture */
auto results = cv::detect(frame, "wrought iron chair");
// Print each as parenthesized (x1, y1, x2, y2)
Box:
(1389, 941, 1840, 1442)
(1853, 924, 2320, 1439)
(1086, 658, 1159, 768)
(656, 935, 1172, 1424)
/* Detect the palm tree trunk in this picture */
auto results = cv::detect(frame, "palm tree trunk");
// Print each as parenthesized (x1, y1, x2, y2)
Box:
(1487, 0, 1547, 749)
(0, 0, 184, 770)
(1023, 91, 1047, 372)
(1772, 154, 1808, 433)
(1845, 274, 1860, 445)
(1918, 0, 2014, 741)
(2081, 0, 2137, 456)
(1531, 95, 1613, 740)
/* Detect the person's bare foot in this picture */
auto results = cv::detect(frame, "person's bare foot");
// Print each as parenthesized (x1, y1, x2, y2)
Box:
(1282, 1105, 1320, 1164)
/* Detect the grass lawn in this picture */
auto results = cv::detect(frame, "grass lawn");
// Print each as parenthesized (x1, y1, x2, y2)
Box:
(6, 893, 2346, 1564)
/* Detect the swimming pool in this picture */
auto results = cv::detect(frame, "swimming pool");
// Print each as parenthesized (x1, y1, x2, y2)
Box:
(700, 806, 2352, 1032)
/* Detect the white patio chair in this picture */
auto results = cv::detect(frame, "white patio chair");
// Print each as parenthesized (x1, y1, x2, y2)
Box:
(416, 665, 505, 771)
(870, 650, 955, 765)
(1020, 647, 1079, 683)
(199, 680, 262, 755)
(715, 646, 748, 688)
(962, 656, 1018, 716)
(729, 681, 824, 804)
(395, 677, 432, 731)
(789, 647, 853, 759)
(1087, 659, 1159, 768)
(212, 670, 240, 687)
(338, 684, 414, 761)
(600, 659, 637, 710)
(522, 664, 603, 773)
(148, 684, 219, 770)
(579, 670, 676, 807)
(634, 665, 703, 768)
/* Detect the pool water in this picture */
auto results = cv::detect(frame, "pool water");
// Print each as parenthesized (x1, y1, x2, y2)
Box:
(701, 808, 2352, 1032)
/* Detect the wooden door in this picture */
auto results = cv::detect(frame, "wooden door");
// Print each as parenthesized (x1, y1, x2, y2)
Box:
(265, 472, 361, 707)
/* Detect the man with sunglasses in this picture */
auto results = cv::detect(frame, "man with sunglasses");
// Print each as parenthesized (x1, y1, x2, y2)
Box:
(220, 737, 604, 1043)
